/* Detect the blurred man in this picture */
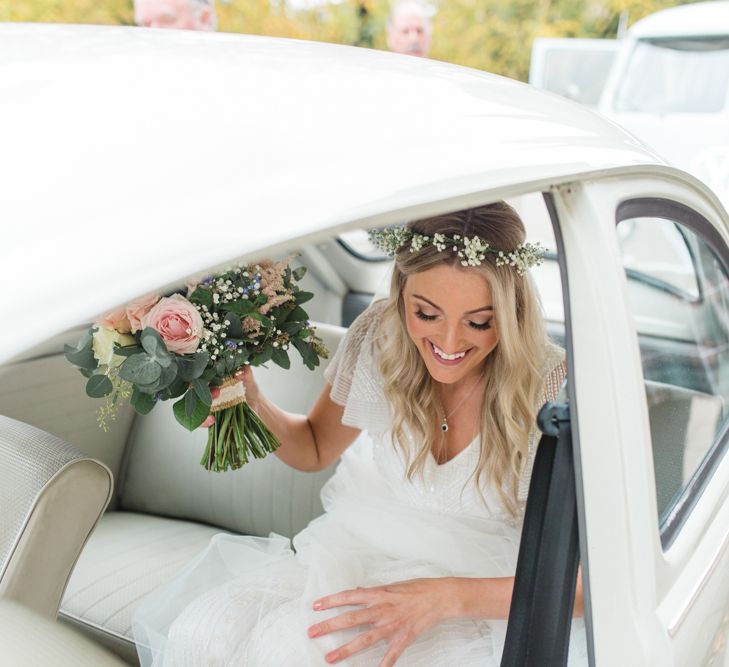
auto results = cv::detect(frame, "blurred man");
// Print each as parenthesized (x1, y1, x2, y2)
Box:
(386, 1, 431, 58)
(134, 0, 216, 31)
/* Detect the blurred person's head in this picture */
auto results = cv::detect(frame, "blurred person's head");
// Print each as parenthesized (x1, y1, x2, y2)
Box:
(134, 0, 216, 31)
(386, 1, 431, 58)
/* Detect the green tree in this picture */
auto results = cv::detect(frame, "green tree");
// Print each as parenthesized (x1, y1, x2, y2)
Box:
(0, 0, 133, 24)
(432, 0, 704, 80)
(0, 0, 703, 81)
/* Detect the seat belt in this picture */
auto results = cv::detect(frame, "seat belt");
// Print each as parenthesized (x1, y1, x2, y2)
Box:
(501, 401, 580, 667)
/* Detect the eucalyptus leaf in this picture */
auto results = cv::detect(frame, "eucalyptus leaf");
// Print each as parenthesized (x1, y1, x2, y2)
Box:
(112, 344, 143, 358)
(119, 354, 162, 385)
(292, 338, 319, 370)
(86, 374, 113, 398)
(177, 351, 209, 381)
(191, 378, 212, 406)
(131, 387, 156, 415)
(135, 379, 161, 395)
(173, 389, 209, 431)
(65, 344, 97, 370)
(140, 328, 173, 368)
(155, 360, 178, 391)
(165, 377, 189, 399)
(295, 291, 314, 305)
(280, 321, 303, 335)
(65, 329, 97, 370)
(292, 266, 307, 281)
(288, 306, 308, 323)
(271, 347, 291, 370)
(251, 347, 273, 366)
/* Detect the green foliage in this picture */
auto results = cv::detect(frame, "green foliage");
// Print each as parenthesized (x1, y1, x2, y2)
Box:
(177, 351, 209, 382)
(119, 353, 162, 386)
(8, 0, 700, 82)
(64, 329, 97, 371)
(0, 0, 133, 25)
(86, 374, 113, 398)
(173, 387, 210, 431)
(131, 386, 156, 414)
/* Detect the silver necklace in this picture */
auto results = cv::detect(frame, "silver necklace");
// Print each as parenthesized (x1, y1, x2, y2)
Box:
(438, 373, 485, 433)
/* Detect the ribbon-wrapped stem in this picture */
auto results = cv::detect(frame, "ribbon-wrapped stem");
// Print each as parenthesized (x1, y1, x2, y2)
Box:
(201, 375, 281, 472)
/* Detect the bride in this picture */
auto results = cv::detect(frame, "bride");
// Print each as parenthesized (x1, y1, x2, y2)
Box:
(132, 202, 586, 666)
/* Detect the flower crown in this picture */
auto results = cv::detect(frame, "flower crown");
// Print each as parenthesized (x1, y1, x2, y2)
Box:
(368, 227, 545, 276)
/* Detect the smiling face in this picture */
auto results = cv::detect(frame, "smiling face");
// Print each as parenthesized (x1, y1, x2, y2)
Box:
(402, 264, 499, 386)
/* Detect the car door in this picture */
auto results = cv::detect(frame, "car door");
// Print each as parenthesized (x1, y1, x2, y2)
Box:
(614, 197, 729, 666)
(526, 176, 729, 666)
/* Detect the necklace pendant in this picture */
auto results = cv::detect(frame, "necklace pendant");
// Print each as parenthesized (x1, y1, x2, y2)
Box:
(441, 420, 449, 433)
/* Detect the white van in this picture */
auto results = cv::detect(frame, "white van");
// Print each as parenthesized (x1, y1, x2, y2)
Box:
(599, 1, 729, 206)
(529, 37, 618, 107)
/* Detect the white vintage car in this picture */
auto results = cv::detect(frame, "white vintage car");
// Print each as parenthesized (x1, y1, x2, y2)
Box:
(599, 0, 729, 208)
(1, 23, 728, 667)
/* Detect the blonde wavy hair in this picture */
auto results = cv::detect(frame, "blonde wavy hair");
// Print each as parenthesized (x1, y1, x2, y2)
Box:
(375, 202, 548, 515)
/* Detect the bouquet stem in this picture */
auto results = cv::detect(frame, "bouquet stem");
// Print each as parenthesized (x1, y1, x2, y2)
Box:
(201, 402, 281, 472)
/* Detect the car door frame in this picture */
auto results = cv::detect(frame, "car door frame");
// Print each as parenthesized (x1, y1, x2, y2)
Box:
(548, 172, 729, 665)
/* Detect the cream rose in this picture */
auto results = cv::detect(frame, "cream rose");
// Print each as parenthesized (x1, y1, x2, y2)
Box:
(141, 294, 204, 354)
(92, 326, 135, 368)
(126, 294, 161, 334)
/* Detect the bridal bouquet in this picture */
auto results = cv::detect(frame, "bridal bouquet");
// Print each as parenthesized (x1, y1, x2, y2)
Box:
(65, 259, 327, 471)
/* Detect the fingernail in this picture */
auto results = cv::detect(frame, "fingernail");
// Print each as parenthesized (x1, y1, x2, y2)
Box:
(326, 653, 338, 663)
(307, 626, 320, 637)
(312, 601, 322, 610)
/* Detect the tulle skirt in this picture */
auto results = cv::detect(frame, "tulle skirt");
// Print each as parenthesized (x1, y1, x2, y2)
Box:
(132, 443, 587, 666)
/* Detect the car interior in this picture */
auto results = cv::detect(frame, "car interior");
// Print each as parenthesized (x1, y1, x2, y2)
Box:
(0, 190, 725, 664)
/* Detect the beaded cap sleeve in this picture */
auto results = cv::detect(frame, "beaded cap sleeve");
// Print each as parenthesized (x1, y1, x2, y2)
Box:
(324, 299, 390, 434)
(517, 343, 567, 502)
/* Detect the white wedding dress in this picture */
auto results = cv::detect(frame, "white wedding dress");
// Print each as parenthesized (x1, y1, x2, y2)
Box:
(132, 301, 587, 666)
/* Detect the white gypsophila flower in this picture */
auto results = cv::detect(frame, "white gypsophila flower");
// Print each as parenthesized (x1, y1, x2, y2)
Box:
(368, 226, 545, 274)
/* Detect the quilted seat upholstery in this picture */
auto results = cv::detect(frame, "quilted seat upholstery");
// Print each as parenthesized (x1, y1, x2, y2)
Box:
(59, 512, 226, 664)
(59, 322, 346, 664)
(0, 415, 112, 619)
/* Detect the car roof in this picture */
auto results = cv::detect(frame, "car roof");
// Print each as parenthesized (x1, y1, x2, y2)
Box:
(0, 24, 665, 361)
(628, 1, 729, 39)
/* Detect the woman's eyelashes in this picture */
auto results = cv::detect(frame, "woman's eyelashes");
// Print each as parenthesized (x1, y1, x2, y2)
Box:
(414, 309, 492, 331)
(414, 309, 437, 322)
(468, 319, 492, 331)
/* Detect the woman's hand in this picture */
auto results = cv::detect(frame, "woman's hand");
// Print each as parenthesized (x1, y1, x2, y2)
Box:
(200, 366, 262, 428)
(230, 365, 261, 411)
(307, 578, 458, 666)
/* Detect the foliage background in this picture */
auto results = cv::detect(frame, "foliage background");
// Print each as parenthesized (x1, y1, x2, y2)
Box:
(0, 0, 701, 81)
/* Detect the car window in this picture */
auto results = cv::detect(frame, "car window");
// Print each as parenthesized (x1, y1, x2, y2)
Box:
(530, 38, 618, 106)
(615, 37, 729, 114)
(618, 217, 699, 300)
(617, 202, 729, 543)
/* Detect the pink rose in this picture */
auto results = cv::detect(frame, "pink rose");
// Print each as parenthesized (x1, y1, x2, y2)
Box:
(97, 306, 131, 334)
(126, 294, 160, 334)
(141, 294, 204, 354)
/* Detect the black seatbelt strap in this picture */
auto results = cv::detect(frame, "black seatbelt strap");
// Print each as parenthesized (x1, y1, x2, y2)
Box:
(501, 401, 579, 667)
